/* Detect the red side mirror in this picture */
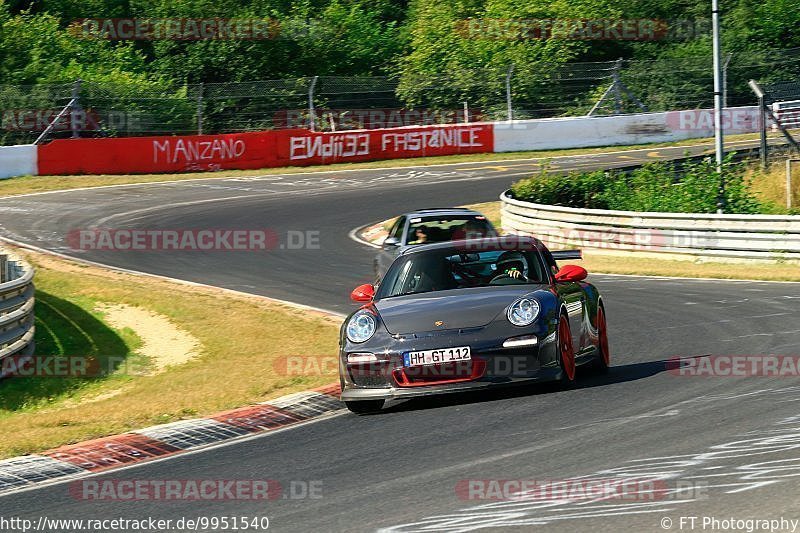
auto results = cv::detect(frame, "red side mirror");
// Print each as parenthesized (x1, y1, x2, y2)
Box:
(555, 265, 588, 283)
(350, 284, 375, 302)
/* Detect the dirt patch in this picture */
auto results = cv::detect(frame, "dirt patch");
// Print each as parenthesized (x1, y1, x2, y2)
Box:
(95, 303, 202, 373)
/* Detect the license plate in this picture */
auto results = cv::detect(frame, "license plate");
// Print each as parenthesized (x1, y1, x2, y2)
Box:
(403, 346, 471, 367)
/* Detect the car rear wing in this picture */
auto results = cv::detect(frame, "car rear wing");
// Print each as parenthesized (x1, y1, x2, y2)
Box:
(551, 250, 582, 261)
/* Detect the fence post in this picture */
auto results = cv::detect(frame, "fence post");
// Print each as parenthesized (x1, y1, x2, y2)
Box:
(758, 94, 768, 169)
(587, 81, 614, 116)
(0, 254, 7, 284)
(308, 76, 319, 132)
(505, 65, 514, 122)
(197, 83, 204, 135)
(34, 81, 80, 144)
(612, 59, 623, 115)
(588, 59, 648, 116)
(788, 159, 797, 210)
(70, 79, 82, 138)
(722, 52, 733, 108)
(463, 101, 469, 123)
(749, 79, 800, 155)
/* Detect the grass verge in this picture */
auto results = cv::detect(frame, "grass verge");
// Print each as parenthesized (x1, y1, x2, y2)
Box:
(748, 161, 800, 213)
(0, 132, 770, 198)
(0, 247, 340, 459)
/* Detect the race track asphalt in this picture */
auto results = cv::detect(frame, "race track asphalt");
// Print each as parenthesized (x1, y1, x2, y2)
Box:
(1, 139, 799, 533)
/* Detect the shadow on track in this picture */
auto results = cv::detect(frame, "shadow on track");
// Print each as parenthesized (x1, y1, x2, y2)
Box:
(381, 358, 671, 414)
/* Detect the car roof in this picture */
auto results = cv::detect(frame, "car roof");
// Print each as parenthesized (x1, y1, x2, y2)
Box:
(403, 208, 483, 218)
(400, 236, 546, 255)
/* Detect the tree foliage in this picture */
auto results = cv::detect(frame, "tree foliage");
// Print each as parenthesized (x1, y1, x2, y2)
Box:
(0, 0, 798, 102)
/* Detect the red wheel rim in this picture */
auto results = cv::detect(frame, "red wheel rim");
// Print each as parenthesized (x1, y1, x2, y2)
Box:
(598, 307, 610, 366)
(558, 318, 576, 381)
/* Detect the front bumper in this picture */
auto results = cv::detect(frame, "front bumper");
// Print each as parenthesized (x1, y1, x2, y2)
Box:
(339, 322, 560, 401)
(340, 368, 561, 401)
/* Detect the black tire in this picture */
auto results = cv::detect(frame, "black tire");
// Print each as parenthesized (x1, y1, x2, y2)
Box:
(345, 400, 385, 414)
(593, 305, 610, 374)
(557, 313, 576, 384)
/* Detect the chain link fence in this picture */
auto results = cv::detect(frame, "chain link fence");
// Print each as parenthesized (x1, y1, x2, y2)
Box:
(1, 48, 799, 146)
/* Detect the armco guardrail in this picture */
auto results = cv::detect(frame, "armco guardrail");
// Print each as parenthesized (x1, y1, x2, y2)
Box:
(501, 191, 800, 261)
(0, 252, 35, 364)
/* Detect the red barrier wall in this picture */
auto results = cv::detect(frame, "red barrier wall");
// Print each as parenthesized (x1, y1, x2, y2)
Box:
(37, 131, 277, 175)
(37, 124, 493, 176)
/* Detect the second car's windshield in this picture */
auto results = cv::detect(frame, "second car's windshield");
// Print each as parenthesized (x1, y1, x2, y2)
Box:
(378, 249, 547, 298)
(407, 216, 494, 244)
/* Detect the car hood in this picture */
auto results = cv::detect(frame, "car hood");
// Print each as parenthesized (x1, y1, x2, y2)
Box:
(375, 286, 544, 334)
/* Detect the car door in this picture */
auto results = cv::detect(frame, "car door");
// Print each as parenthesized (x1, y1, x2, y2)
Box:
(375, 216, 406, 282)
(544, 251, 586, 352)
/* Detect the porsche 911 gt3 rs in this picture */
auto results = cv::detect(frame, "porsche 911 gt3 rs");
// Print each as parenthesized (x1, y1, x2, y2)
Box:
(340, 236, 610, 414)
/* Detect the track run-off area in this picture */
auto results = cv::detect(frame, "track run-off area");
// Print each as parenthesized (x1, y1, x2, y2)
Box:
(1, 140, 800, 532)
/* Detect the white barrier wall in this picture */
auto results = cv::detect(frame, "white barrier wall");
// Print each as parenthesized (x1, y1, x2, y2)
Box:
(0, 145, 37, 179)
(493, 106, 761, 152)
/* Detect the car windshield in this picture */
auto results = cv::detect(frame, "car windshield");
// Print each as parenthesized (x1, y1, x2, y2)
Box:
(378, 248, 547, 298)
(407, 216, 494, 245)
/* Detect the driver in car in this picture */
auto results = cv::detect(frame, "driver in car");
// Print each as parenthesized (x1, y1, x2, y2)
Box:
(410, 225, 429, 244)
(490, 251, 529, 283)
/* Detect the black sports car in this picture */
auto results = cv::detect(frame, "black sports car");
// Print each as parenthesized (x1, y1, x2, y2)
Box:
(340, 236, 610, 414)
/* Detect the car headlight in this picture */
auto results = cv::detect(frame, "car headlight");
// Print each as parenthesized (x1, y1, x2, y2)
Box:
(507, 298, 540, 326)
(346, 311, 377, 343)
